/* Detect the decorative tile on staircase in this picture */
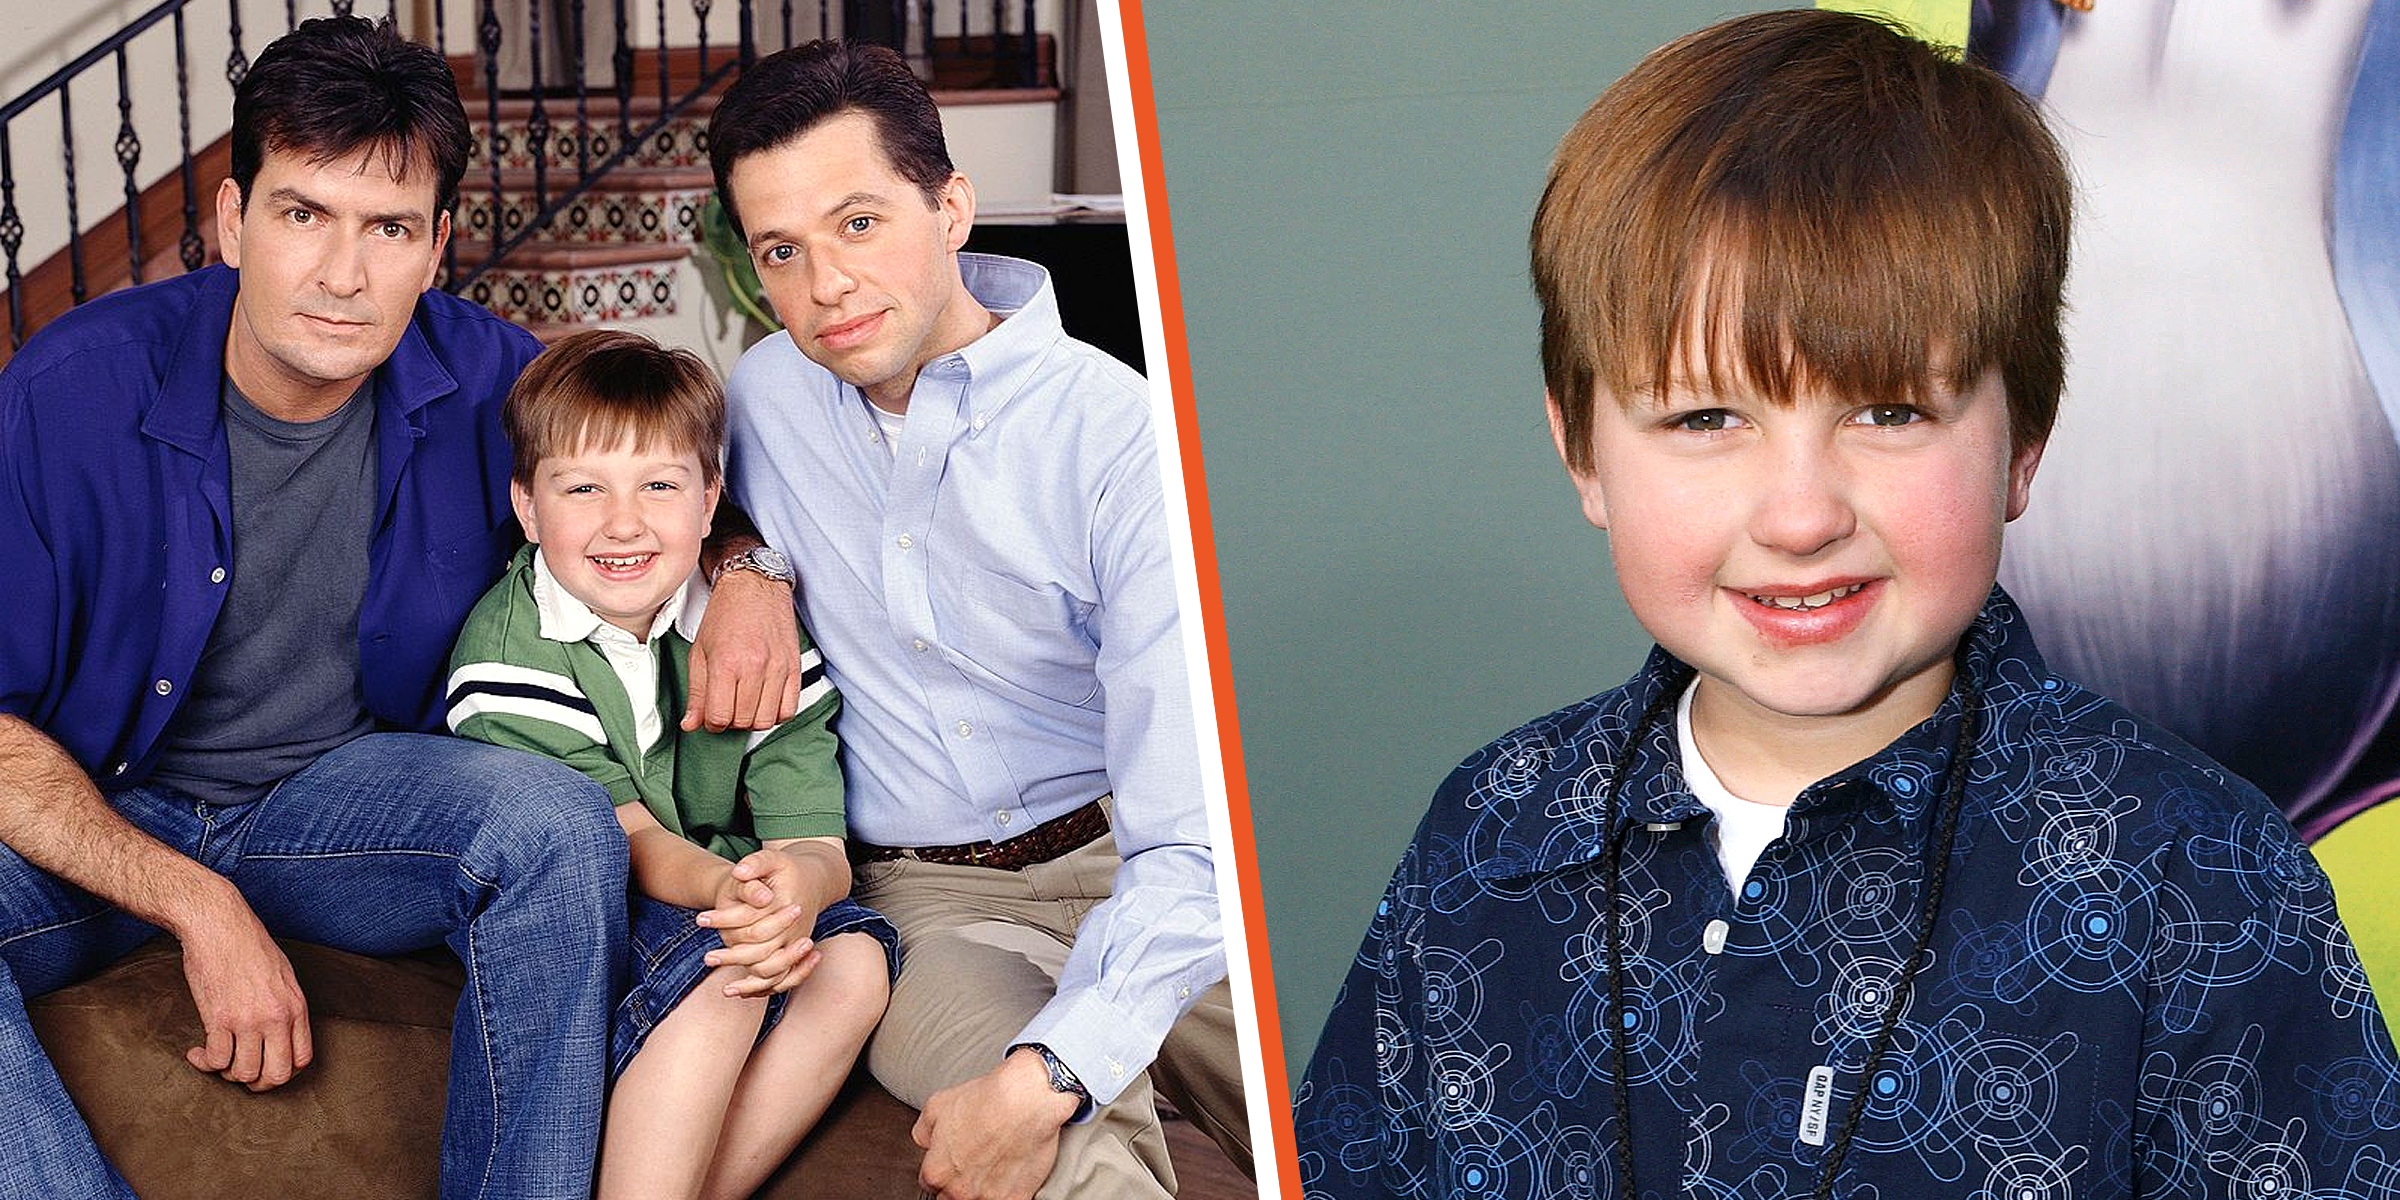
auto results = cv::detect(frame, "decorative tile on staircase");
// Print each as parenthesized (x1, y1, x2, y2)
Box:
(465, 114, 709, 171)
(457, 186, 710, 246)
(461, 262, 679, 325)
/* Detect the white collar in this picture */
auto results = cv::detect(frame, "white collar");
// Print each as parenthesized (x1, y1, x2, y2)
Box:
(528, 546, 711, 645)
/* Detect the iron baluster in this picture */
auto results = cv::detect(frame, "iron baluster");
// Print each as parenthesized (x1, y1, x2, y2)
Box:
(434, 0, 447, 60)
(61, 88, 83, 305)
(573, 0, 591, 179)
(175, 8, 203, 271)
(695, 0, 711, 79)
(818, 0, 827, 42)
(287, 0, 297, 31)
(113, 47, 142, 284)
(918, 0, 933, 76)
(332, 0, 356, 16)
(738, 0, 752, 68)
(613, 0, 633, 155)
(1018, 0, 1032, 84)
(528, 0, 549, 219)
(780, 0, 790, 50)
(480, 0, 504, 272)
(2, 128, 23, 347)
(227, 0, 248, 86)
(656, 0, 670, 118)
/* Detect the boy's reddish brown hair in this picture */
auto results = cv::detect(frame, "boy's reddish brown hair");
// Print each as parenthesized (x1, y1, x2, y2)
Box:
(1533, 8, 2070, 471)
(504, 329, 726, 487)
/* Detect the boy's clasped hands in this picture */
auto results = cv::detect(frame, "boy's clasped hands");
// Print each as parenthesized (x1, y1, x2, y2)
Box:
(699, 846, 829, 997)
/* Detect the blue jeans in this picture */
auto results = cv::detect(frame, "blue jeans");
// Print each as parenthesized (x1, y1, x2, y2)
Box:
(0, 733, 626, 1200)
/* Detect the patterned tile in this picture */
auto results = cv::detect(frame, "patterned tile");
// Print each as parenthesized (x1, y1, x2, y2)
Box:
(465, 115, 708, 171)
(456, 187, 709, 247)
(462, 263, 679, 325)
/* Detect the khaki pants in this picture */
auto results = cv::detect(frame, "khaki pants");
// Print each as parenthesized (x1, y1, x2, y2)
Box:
(853, 829, 1252, 1199)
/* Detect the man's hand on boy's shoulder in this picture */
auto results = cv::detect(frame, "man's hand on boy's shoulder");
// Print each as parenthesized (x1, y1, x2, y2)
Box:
(684, 567, 802, 732)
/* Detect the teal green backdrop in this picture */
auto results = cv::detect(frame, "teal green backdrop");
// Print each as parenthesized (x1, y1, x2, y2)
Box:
(1145, 2, 1776, 1086)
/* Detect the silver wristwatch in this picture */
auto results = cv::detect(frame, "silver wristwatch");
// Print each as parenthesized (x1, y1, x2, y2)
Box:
(711, 545, 795, 587)
(1011, 1042, 1094, 1122)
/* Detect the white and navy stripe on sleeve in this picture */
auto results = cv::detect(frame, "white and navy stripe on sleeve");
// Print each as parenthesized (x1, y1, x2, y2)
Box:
(444, 663, 605, 742)
(797, 646, 833, 713)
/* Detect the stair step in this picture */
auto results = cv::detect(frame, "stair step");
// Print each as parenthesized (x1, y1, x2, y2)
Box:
(471, 92, 721, 122)
(462, 165, 714, 191)
(467, 110, 708, 172)
(454, 178, 710, 248)
(450, 241, 694, 270)
(449, 242, 690, 327)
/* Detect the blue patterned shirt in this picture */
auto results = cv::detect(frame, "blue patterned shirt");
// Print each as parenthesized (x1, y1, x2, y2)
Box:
(1296, 589, 2400, 1199)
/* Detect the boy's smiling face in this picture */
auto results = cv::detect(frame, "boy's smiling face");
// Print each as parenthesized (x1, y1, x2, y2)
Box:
(1555, 364, 2043, 749)
(511, 439, 720, 638)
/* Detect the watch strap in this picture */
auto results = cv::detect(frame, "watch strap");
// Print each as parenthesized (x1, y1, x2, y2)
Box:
(1010, 1042, 1095, 1123)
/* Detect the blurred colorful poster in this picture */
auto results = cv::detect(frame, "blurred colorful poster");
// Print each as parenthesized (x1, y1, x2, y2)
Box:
(1826, 0, 2400, 997)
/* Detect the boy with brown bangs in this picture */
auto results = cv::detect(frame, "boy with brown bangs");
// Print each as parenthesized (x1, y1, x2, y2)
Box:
(1293, 9, 2400, 1200)
(444, 330, 897, 1200)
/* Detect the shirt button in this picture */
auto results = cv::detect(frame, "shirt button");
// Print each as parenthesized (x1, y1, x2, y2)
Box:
(1108, 1060, 1125, 1080)
(1179, 985, 1191, 999)
(897, 534, 914, 550)
(153, 679, 173, 696)
(1703, 919, 1729, 955)
(955, 720, 973, 738)
(209, 566, 226, 584)
(996, 811, 1011, 825)
(1645, 821, 1683, 832)
(867, 430, 881, 443)
(972, 415, 988, 430)
(912, 638, 928, 652)
(111, 762, 128, 776)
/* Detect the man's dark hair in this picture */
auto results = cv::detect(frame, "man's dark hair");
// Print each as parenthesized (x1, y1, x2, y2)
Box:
(708, 40, 955, 236)
(230, 16, 472, 217)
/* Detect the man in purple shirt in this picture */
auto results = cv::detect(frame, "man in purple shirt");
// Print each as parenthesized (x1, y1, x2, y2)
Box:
(0, 19, 796, 1198)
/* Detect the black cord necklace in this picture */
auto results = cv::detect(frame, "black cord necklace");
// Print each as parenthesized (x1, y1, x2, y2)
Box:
(1602, 649, 1980, 1199)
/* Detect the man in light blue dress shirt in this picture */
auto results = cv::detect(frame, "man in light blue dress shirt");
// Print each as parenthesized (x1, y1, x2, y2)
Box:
(705, 42, 1250, 1200)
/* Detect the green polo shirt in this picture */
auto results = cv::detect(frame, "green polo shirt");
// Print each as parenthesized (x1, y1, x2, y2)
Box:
(444, 544, 845, 860)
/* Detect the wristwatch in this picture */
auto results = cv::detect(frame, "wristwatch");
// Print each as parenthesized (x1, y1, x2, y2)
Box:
(1010, 1042, 1094, 1123)
(711, 545, 795, 588)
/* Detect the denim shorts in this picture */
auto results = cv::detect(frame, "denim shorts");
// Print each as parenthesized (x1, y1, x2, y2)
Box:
(610, 892, 900, 1079)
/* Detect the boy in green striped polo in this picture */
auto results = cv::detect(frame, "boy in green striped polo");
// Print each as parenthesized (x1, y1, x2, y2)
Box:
(444, 329, 896, 1200)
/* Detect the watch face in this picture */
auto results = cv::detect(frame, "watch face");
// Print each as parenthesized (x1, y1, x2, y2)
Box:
(753, 547, 794, 578)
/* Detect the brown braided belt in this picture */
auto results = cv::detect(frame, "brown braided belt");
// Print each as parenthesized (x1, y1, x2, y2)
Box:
(847, 798, 1109, 871)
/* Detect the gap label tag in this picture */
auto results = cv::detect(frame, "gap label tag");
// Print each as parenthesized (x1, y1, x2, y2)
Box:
(1798, 1064, 1836, 1146)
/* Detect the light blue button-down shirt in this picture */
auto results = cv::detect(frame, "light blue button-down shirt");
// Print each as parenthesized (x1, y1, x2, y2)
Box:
(725, 253, 1223, 1102)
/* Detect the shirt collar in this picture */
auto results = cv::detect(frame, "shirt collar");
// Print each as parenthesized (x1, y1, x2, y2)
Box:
(924, 252, 1065, 429)
(1472, 585, 2046, 879)
(528, 545, 706, 645)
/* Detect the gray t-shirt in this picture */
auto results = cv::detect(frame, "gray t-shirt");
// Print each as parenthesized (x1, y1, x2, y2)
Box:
(147, 376, 377, 805)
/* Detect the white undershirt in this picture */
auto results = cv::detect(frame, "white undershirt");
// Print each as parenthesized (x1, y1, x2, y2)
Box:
(1676, 681, 1791, 891)
(868, 398, 906, 460)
